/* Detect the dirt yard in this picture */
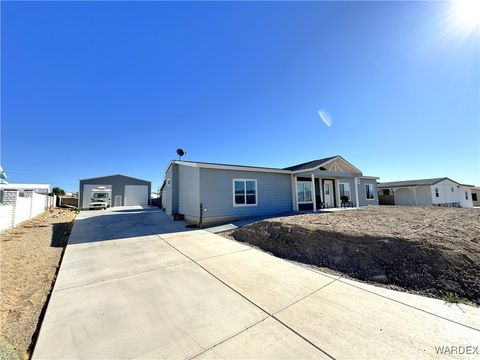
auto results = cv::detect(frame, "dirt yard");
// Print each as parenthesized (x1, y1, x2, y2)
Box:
(0, 209, 76, 360)
(227, 206, 480, 305)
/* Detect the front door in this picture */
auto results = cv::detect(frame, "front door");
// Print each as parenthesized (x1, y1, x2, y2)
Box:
(114, 195, 122, 207)
(323, 180, 334, 208)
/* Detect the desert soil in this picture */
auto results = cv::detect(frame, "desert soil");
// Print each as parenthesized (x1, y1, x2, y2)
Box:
(227, 206, 480, 305)
(0, 209, 76, 360)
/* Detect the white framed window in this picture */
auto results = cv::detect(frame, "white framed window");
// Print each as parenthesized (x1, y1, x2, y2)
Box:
(365, 183, 375, 200)
(233, 179, 257, 207)
(465, 191, 468, 200)
(451, 187, 454, 192)
(435, 187, 439, 197)
(297, 181, 313, 203)
(166, 178, 171, 186)
(339, 182, 351, 201)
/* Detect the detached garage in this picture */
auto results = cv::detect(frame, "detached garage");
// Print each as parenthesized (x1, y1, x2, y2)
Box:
(79, 174, 151, 209)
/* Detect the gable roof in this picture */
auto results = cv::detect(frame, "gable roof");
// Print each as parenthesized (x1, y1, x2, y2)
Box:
(378, 177, 473, 188)
(283, 156, 338, 171)
(284, 155, 363, 174)
(79, 174, 150, 183)
(166, 155, 364, 176)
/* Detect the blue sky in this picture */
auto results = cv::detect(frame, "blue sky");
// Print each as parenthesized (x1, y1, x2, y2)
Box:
(1, 1, 479, 192)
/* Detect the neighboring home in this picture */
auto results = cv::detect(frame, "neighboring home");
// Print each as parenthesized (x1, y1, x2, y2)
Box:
(471, 186, 480, 207)
(0, 183, 55, 231)
(378, 178, 473, 208)
(79, 174, 151, 209)
(0, 183, 51, 195)
(160, 155, 379, 225)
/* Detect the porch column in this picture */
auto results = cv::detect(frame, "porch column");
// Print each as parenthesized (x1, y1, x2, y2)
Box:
(392, 188, 397, 205)
(291, 174, 298, 211)
(335, 179, 341, 208)
(354, 177, 360, 208)
(311, 173, 316, 212)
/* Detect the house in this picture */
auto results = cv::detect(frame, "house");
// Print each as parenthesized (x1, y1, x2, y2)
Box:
(160, 155, 379, 225)
(0, 183, 51, 194)
(471, 186, 480, 207)
(377, 178, 473, 208)
(79, 174, 151, 209)
(0, 183, 55, 231)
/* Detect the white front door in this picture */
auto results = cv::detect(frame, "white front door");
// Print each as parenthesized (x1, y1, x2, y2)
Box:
(323, 180, 334, 208)
(114, 195, 122, 207)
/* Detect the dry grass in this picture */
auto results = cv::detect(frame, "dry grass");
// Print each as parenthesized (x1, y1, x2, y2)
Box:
(0, 208, 76, 360)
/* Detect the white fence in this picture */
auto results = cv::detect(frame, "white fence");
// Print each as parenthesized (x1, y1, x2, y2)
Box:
(0, 191, 56, 232)
(0, 205, 13, 231)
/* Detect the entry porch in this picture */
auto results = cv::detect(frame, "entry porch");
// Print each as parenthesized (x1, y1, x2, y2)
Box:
(292, 172, 360, 211)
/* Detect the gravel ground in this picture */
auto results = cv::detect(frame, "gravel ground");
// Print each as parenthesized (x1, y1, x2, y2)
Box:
(227, 206, 480, 305)
(0, 209, 76, 360)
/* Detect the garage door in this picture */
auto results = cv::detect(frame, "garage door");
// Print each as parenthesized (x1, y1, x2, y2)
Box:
(124, 185, 148, 206)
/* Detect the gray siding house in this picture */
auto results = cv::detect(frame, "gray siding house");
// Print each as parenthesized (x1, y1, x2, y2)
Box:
(161, 156, 378, 225)
(79, 174, 151, 209)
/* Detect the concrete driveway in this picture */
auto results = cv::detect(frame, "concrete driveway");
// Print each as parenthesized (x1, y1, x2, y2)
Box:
(33, 207, 480, 359)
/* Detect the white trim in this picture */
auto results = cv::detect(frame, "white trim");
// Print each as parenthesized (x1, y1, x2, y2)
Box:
(174, 161, 291, 174)
(365, 183, 375, 200)
(232, 179, 258, 207)
(296, 180, 314, 204)
(339, 181, 352, 200)
(358, 176, 380, 180)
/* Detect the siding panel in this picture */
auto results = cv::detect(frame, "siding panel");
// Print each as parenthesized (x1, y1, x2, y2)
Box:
(178, 165, 200, 220)
(199, 168, 292, 223)
(358, 179, 379, 206)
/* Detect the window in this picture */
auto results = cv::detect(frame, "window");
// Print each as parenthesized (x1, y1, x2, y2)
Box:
(233, 179, 257, 206)
(472, 193, 478, 201)
(465, 191, 468, 200)
(435, 187, 439, 197)
(382, 189, 390, 196)
(451, 187, 454, 192)
(339, 182, 351, 200)
(297, 181, 313, 203)
(18, 191, 25, 198)
(166, 178, 171, 186)
(365, 184, 375, 200)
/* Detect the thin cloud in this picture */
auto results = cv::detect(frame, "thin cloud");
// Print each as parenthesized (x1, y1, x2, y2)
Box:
(318, 110, 333, 127)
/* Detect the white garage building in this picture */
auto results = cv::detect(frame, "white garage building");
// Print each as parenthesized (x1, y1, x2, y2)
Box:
(79, 174, 151, 209)
(378, 177, 473, 208)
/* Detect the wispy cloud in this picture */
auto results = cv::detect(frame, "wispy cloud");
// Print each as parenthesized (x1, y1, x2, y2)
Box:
(318, 110, 333, 127)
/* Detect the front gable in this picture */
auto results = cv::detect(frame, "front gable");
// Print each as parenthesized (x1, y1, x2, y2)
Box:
(294, 156, 362, 176)
(322, 157, 361, 174)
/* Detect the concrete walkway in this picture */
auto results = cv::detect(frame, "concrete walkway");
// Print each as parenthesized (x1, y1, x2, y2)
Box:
(33, 207, 480, 359)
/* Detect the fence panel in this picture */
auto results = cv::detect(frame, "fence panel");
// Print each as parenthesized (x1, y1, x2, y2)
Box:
(0, 205, 13, 231)
(14, 196, 31, 226)
(31, 192, 48, 218)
